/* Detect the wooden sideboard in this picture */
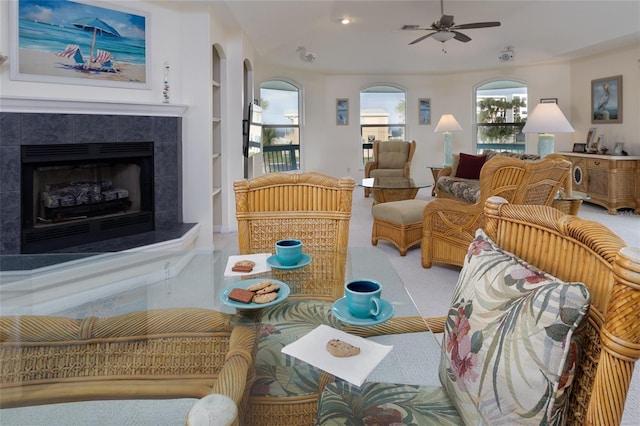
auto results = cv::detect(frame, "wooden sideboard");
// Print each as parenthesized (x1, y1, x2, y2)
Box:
(560, 152, 640, 214)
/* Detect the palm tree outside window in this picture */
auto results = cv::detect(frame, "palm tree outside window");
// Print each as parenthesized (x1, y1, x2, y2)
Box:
(475, 80, 528, 153)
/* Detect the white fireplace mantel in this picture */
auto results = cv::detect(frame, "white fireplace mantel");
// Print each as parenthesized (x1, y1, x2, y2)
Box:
(0, 96, 188, 117)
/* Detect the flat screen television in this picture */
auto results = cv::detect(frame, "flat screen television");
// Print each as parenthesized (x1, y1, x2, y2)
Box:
(243, 103, 262, 158)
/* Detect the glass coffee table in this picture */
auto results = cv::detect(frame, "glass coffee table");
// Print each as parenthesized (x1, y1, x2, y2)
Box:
(359, 177, 432, 204)
(0, 249, 441, 425)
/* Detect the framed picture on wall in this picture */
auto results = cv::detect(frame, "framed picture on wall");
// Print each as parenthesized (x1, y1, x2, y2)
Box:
(418, 98, 431, 125)
(336, 98, 349, 125)
(591, 75, 622, 123)
(10, 0, 150, 89)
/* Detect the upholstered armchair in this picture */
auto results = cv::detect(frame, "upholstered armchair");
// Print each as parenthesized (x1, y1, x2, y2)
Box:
(421, 154, 571, 268)
(364, 140, 416, 197)
(317, 198, 640, 426)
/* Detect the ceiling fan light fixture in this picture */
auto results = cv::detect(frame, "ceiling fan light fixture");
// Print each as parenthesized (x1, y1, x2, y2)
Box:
(432, 31, 455, 42)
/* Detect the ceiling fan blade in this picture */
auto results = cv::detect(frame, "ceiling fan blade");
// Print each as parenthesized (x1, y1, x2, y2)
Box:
(452, 31, 471, 42)
(452, 21, 501, 30)
(438, 14, 455, 28)
(409, 32, 436, 45)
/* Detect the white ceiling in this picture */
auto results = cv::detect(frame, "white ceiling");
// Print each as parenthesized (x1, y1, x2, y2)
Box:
(208, 0, 640, 75)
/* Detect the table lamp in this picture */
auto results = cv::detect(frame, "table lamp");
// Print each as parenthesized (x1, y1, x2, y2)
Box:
(434, 114, 462, 166)
(522, 102, 574, 157)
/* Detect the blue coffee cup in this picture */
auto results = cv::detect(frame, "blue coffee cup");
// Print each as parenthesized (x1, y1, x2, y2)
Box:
(345, 279, 382, 319)
(275, 239, 303, 266)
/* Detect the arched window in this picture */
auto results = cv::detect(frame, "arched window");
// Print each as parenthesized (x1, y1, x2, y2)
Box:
(475, 80, 527, 153)
(260, 80, 301, 172)
(360, 85, 406, 163)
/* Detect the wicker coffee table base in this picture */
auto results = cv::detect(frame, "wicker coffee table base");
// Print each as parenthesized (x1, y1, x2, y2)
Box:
(371, 187, 419, 204)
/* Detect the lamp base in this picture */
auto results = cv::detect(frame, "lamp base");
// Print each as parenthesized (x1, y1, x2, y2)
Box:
(443, 132, 453, 167)
(537, 134, 555, 158)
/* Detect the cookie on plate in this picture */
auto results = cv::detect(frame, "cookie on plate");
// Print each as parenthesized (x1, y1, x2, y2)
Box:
(326, 339, 360, 357)
(256, 283, 280, 294)
(232, 260, 256, 273)
(253, 292, 278, 304)
(228, 288, 255, 304)
(247, 280, 272, 292)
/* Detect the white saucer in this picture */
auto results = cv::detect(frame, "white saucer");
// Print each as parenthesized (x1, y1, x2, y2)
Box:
(266, 253, 312, 270)
(331, 297, 395, 326)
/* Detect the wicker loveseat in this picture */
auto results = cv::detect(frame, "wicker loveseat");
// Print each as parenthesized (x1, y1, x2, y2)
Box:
(422, 153, 571, 268)
(0, 308, 257, 425)
(317, 197, 640, 425)
(435, 150, 541, 203)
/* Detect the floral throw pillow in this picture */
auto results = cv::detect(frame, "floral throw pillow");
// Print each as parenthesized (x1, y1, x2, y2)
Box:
(439, 229, 590, 425)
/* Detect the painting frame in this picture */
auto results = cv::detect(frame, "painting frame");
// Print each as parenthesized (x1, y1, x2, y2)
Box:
(614, 142, 624, 155)
(10, 0, 151, 89)
(572, 143, 587, 153)
(336, 98, 349, 125)
(586, 127, 598, 151)
(418, 98, 431, 125)
(591, 75, 622, 124)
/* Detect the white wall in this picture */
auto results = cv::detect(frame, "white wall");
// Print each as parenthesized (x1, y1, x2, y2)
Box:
(0, 0, 182, 104)
(256, 63, 574, 184)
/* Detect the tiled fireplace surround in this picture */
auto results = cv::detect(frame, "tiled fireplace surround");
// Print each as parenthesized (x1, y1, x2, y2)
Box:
(0, 111, 188, 255)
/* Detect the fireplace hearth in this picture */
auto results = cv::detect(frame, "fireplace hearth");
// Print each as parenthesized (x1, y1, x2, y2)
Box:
(21, 142, 154, 253)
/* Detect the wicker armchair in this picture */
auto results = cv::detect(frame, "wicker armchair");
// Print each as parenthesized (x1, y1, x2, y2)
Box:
(233, 172, 355, 425)
(234, 172, 354, 299)
(0, 308, 257, 425)
(317, 198, 640, 425)
(422, 153, 571, 268)
(364, 140, 416, 197)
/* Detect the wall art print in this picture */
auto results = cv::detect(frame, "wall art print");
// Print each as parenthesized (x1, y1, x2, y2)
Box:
(419, 98, 431, 125)
(591, 75, 622, 124)
(336, 98, 349, 125)
(10, 0, 150, 89)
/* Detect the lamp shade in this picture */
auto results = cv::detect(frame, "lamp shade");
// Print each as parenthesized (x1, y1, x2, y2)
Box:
(522, 103, 574, 134)
(434, 114, 462, 133)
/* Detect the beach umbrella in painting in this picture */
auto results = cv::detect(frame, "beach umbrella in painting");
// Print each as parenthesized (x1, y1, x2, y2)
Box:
(72, 18, 120, 68)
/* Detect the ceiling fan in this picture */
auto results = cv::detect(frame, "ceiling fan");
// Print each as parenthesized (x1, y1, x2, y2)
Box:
(405, 0, 501, 46)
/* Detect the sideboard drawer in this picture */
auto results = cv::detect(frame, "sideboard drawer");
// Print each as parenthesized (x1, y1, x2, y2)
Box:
(586, 159, 609, 170)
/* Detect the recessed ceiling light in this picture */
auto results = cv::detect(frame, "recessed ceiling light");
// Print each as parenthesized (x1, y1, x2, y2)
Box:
(341, 18, 350, 25)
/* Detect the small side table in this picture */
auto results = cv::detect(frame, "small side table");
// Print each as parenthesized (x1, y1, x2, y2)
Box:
(426, 166, 444, 196)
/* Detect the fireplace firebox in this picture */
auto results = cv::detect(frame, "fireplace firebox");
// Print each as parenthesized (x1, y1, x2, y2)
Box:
(21, 142, 154, 253)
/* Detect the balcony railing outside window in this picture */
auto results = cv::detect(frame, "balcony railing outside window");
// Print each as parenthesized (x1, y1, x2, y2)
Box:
(476, 123, 526, 153)
(262, 125, 300, 172)
(360, 125, 405, 164)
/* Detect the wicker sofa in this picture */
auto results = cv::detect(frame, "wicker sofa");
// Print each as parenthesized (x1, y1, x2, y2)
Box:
(0, 308, 257, 425)
(422, 153, 572, 268)
(318, 197, 640, 425)
(435, 150, 541, 203)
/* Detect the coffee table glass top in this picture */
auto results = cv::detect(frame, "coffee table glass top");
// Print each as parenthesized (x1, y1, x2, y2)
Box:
(359, 177, 432, 190)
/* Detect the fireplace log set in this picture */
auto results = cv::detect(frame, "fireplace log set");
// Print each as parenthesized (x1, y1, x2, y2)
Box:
(40, 181, 130, 223)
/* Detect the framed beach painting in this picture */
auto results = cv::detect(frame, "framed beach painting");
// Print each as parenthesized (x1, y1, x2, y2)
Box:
(418, 98, 431, 125)
(591, 75, 622, 124)
(10, 0, 150, 89)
